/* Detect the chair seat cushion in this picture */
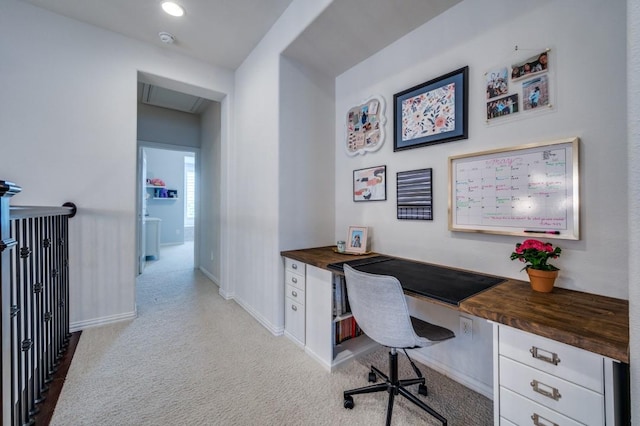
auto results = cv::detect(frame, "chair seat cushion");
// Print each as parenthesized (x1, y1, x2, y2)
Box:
(411, 316, 455, 342)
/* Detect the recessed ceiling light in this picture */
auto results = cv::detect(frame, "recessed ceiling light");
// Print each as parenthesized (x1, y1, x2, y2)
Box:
(161, 2, 185, 17)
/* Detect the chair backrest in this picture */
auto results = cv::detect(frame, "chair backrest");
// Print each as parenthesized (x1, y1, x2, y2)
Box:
(343, 264, 432, 349)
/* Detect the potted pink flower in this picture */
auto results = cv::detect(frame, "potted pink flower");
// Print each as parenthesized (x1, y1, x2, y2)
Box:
(510, 239, 561, 292)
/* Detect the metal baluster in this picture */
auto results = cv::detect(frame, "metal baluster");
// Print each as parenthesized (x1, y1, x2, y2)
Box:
(48, 215, 58, 374)
(26, 217, 39, 421)
(19, 218, 35, 425)
(53, 217, 64, 366)
(34, 215, 47, 405)
(13, 219, 26, 426)
(56, 216, 67, 353)
(9, 219, 20, 426)
(43, 217, 54, 383)
(62, 216, 70, 343)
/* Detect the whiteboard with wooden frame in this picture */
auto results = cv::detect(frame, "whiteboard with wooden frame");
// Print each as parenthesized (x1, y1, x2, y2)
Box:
(448, 137, 579, 240)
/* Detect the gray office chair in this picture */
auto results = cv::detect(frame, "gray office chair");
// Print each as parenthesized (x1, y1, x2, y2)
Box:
(342, 264, 455, 426)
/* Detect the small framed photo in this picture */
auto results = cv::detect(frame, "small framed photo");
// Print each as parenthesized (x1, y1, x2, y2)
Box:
(510, 50, 549, 82)
(486, 93, 519, 120)
(522, 75, 549, 110)
(353, 165, 386, 201)
(346, 226, 368, 254)
(394, 66, 469, 151)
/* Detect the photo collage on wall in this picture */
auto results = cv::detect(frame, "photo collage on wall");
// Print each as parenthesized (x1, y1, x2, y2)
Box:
(345, 96, 385, 156)
(485, 49, 551, 122)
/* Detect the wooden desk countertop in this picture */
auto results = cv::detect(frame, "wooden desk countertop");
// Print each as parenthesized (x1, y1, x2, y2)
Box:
(281, 246, 629, 363)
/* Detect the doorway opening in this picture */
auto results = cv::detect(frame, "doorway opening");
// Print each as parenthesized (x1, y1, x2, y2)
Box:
(135, 72, 224, 288)
(139, 146, 198, 275)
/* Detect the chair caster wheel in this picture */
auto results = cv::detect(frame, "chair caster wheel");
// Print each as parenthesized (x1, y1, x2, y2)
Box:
(344, 396, 354, 409)
(418, 384, 428, 396)
(368, 371, 377, 382)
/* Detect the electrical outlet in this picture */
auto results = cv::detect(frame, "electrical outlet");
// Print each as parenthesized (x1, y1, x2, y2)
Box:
(210, 251, 214, 261)
(459, 316, 473, 340)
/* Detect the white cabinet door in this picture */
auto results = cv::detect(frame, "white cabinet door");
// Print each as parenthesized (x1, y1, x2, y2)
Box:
(304, 265, 333, 370)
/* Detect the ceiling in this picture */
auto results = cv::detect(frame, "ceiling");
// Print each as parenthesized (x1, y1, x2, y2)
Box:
(20, 0, 461, 112)
(282, 0, 462, 77)
(137, 82, 212, 114)
(19, 0, 295, 70)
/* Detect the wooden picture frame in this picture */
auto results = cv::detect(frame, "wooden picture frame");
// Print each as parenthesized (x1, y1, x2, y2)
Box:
(346, 226, 368, 254)
(394, 66, 469, 151)
(353, 165, 386, 202)
(448, 137, 579, 239)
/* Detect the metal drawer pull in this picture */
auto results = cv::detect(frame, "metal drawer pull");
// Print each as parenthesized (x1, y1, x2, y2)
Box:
(292, 277, 298, 284)
(292, 264, 298, 270)
(291, 290, 298, 297)
(531, 413, 558, 426)
(291, 304, 297, 311)
(530, 346, 561, 365)
(530, 379, 561, 401)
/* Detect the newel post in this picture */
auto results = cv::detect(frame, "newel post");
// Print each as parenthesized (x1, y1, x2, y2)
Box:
(1, 180, 21, 426)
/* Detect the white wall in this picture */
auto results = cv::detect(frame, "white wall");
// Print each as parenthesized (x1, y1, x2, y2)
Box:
(0, 0, 234, 329)
(144, 148, 187, 245)
(279, 56, 336, 251)
(199, 101, 222, 284)
(229, 0, 333, 331)
(335, 0, 627, 393)
(627, 0, 640, 419)
(137, 103, 201, 148)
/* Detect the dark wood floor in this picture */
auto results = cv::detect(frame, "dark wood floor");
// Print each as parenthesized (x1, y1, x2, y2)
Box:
(32, 331, 81, 425)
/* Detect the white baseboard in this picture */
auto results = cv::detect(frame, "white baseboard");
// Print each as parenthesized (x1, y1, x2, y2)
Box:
(198, 266, 220, 286)
(283, 331, 305, 349)
(232, 296, 284, 336)
(304, 347, 332, 372)
(70, 310, 137, 332)
(408, 350, 493, 400)
(199, 266, 237, 300)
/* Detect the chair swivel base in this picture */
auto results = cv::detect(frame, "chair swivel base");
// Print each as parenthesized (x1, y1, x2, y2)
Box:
(343, 350, 447, 426)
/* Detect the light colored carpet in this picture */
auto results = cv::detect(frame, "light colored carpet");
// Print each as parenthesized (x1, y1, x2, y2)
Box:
(142, 240, 194, 275)
(51, 248, 492, 425)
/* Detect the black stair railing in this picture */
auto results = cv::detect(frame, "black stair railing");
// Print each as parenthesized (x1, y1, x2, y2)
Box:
(1, 180, 76, 426)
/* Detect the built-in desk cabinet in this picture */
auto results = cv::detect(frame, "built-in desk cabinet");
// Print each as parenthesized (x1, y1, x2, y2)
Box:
(494, 324, 624, 425)
(284, 258, 306, 346)
(283, 258, 377, 371)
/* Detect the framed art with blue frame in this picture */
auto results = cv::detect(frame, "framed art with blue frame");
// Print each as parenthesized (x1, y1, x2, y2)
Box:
(393, 66, 469, 151)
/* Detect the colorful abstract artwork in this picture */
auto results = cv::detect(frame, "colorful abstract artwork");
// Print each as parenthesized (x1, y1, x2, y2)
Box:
(353, 165, 386, 202)
(401, 83, 456, 142)
(394, 67, 468, 151)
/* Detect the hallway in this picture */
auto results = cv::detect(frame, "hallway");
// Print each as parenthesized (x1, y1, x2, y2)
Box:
(50, 247, 492, 425)
(143, 240, 195, 275)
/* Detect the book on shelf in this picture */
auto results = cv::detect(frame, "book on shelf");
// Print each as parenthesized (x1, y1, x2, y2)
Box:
(333, 275, 351, 317)
(335, 316, 363, 345)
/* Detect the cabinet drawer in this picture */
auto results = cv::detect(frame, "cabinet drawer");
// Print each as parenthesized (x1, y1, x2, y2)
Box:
(285, 270, 305, 291)
(499, 418, 517, 426)
(286, 284, 305, 305)
(500, 387, 582, 426)
(499, 325, 603, 393)
(285, 258, 306, 275)
(285, 299, 305, 344)
(500, 356, 603, 425)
